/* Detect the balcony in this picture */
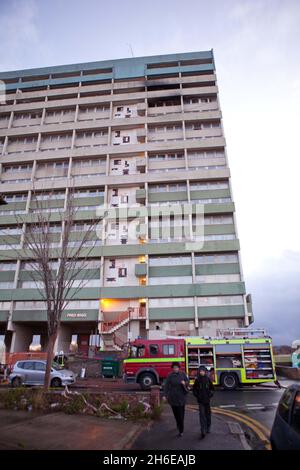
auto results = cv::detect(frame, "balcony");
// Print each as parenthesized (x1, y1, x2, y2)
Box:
(136, 188, 146, 202)
(135, 263, 147, 277)
(148, 104, 182, 116)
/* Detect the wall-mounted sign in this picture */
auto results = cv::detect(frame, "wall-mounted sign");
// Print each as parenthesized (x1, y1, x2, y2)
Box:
(66, 313, 87, 318)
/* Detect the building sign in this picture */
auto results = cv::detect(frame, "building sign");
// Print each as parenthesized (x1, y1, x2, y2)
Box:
(66, 313, 87, 319)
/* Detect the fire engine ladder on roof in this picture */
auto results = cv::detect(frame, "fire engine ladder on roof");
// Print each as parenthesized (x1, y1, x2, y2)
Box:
(216, 328, 269, 339)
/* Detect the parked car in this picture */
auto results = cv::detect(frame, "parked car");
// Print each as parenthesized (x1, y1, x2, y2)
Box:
(9, 360, 76, 388)
(271, 384, 300, 449)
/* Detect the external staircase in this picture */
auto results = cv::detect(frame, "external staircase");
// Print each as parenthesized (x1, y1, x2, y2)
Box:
(100, 307, 146, 351)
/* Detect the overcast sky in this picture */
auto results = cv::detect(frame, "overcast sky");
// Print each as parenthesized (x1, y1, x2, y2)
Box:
(0, 0, 299, 344)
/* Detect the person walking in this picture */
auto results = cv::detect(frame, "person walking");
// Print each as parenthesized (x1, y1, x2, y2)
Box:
(192, 366, 214, 439)
(163, 362, 189, 437)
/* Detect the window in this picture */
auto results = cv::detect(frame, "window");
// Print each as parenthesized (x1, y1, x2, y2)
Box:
(149, 344, 159, 356)
(291, 392, 300, 434)
(278, 389, 294, 422)
(23, 361, 35, 370)
(115, 130, 121, 138)
(162, 344, 176, 355)
(123, 136, 130, 143)
(109, 259, 115, 268)
(35, 362, 46, 371)
(118, 267, 127, 277)
(120, 195, 128, 203)
(137, 346, 145, 357)
(117, 107, 123, 112)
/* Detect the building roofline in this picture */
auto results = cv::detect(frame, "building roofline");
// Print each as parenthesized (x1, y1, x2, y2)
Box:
(0, 49, 214, 79)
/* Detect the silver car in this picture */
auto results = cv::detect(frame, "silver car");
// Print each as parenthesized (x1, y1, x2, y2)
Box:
(10, 360, 76, 388)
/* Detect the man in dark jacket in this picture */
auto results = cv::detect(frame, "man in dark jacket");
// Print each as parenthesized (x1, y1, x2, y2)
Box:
(163, 362, 189, 437)
(192, 366, 214, 439)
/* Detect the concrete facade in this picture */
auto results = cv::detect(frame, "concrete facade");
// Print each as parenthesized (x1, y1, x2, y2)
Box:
(0, 51, 253, 352)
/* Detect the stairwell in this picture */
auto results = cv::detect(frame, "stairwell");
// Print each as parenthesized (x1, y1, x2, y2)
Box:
(100, 307, 146, 351)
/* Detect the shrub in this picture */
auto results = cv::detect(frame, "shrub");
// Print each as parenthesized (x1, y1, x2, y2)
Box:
(31, 388, 48, 411)
(2, 388, 28, 409)
(111, 399, 129, 414)
(62, 394, 86, 414)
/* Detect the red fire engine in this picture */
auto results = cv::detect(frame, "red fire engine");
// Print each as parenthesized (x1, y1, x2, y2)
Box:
(123, 329, 277, 391)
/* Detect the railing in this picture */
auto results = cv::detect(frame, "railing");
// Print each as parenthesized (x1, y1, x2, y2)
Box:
(216, 328, 268, 339)
(3, 352, 47, 367)
(113, 331, 128, 349)
(101, 307, 146, 333)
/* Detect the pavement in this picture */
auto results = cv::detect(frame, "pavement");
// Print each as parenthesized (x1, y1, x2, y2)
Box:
(132, 404, 247, 450)
(0, 409, 144, 450)
(132, 382, 296, 451)
(0, 377, 298, 450)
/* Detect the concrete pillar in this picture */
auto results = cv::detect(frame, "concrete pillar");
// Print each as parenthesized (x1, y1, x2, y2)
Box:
(54, 325, 72, 354)
(128, 320, 140, 341)
(40, 334, 49, 352)
(10, 324, 33, 353)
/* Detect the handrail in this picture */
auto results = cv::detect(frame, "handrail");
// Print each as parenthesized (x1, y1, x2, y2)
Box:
(101, 307, 146, 333)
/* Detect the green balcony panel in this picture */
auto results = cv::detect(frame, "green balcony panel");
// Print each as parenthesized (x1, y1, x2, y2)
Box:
(19, 270, 57, 281)
(198, 305, 245, 319)
(135, 263, 147, 277)
(12, 310, 47, 322)
(146, 63, 214, 77)
(0, 311, 9, 322)
(0, 271, 15, 282)
(195, 263, 240, 276)
(204, 203, 235, 214)
(0, 235, 21, 244)
(0, 202, 26, 214)
(30, 200, 65, 210)
(190, 189, 231, 200)
(69, 232, 100, 242)
(149, 307, 195, 320)
(148, 191, 188, 203)
(203, 224, 235, 236)
(149, 265, 192, 277)
(73, 196, 104, 207)
(99, 282, 245, 299)
(136, 189, 146, 201)
(0, 282, 245, 303)
(0, 239, 241, 262)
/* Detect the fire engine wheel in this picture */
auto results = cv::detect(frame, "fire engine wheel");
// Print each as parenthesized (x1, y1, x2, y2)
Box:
(11, 377, 22, 388)
(221, 373, 239, 390)
(138, 372, 157, 390)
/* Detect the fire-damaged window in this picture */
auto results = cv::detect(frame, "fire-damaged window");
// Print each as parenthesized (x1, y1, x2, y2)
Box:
(120, 195, 128, 204)
(118, 267, 127, 277)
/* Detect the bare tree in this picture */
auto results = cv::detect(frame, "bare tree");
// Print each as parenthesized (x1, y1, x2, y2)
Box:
(1, 187, 101, 389)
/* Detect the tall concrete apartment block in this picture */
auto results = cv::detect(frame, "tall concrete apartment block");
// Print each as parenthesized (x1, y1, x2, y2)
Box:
(0, 50, 253, 353)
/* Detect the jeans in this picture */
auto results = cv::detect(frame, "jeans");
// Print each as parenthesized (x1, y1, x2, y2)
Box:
(171, 405, 185, 433)
(198, 402, 211, 434)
